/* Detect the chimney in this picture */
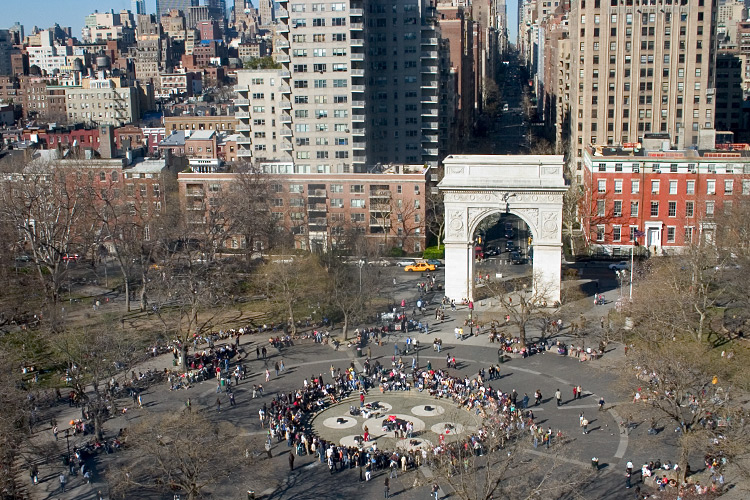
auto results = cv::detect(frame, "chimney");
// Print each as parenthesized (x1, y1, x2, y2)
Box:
(99, 125, 116, 159)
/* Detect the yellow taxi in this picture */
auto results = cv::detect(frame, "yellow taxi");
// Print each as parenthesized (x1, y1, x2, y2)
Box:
(404, 262, 437, 272)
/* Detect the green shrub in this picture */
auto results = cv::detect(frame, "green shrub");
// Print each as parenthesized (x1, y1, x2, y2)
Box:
(388, 247, 405, 257)
(422, 245, 445, 259)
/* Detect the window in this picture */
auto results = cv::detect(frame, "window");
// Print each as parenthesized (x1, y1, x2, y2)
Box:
(596, 225, 605, 241)
(597, 200, 606, 217)
(613, 200, 622, 217)
(614, 180, 623, 193)
(350, 213, 365, 223)
(350, 185, 364, 193)
(598, 179, 606, 192)
(289, 184, 304, 193)
(630, 226, 638, 242)
(330, 198, 343, 208)
(669, 180, 677, 194)
(743, 180, 750, 195)
(631, 180, 639, 194)
(613, 225, 621, 242)
(684, 226, 693, 242)
(725, 180, 733, 195)
(686, 180, 695, 194)
(330, 184, 343, 193)
(630, 201, 639, 217)
(350, 199, 365, 208)
(707, 180, 716, 195)
(686, 201, 694, 217)
(651, 180, 660, 194)
(650, 202, 659, 216)
(706, 201, 715, 217)
(668, 201, 677, 217)
(666, 227, 675, 243)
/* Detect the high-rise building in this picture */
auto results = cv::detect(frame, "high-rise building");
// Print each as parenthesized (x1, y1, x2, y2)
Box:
(235, 0, 450, 172)
(157, 0, 199, 20)
(569, 0, 716, 167)
(0, 30, 12, 77)
(131, 0, 147, 15)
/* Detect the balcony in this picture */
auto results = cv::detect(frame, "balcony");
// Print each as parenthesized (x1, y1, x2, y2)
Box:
(235, 111, 250, 119)
(186, 189, 205, 197)
(350, 23, 363, 30)
(351, 53, 364, 61)
(281, 140, 293, 150)
(351, 69, 365, 77)
(236, 124, 252, 132)
(421, 109, 438, 117)
(351, 100, 365, 107)
(279, 84, 291, 93)
(422, 148, 439, 156)
(308, 189, 327, 197)
(351, 128, 365, 135)
(235, 86, 250, 93)
(351, 85, 365, 92)
(280, 70, 291, 78)
(421, 81, 438, 89)
(421, 38, 438, 45)
(279, 99, 292, 109)
(369, 189, 391, 198)
(420, 51, 438, 59)
(307, 203, 328, 211)
(277, 8, 289, 18)
(421, 123, 438, 130)
(276, 24, 289, 33)
(353, 141, 365, 150)
(352, 114, 365, 121)
(276, 54, 290, 63)
(280, 128, 293, 137)
(353, 155, 366, 162)
(280, 115, 292, 123)
(276, 40, 290, 49)
(350, 38, 364, 47)
(350, 8, 364, 15)
(421, 134, 438, 143)
(421, 96, 438, 103)
(235, 98, 250, 105)
(237, 148, 253, 157)
(236, 136, 253, 144)
(421, 66, 438, 73)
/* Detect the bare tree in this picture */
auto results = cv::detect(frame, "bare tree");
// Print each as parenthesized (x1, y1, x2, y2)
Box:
(480, 274, 558, 348)
(55, 321, 142, 440)
(322, 256, 374, 340)
(0, 162, 92, 314)
(430, 408, 590, 500)
(225, 164, 277, 261)
(258, 255, 327, 335)
(108, 411, 252, 500)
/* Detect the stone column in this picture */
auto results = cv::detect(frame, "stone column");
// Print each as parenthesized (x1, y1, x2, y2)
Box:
(444, 242, 472, 302)
(531, 243, 562, 305)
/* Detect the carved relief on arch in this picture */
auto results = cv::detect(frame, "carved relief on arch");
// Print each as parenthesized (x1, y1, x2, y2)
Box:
(512, 207, 539, 236)
(447, 209, 466, 239)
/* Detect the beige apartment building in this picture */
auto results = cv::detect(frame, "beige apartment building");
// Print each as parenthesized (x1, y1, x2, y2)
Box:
(569, 0, 716, 167)
(65, 77, 140, 126)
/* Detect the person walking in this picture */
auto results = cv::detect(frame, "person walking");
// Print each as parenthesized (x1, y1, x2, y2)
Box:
(582, 417, 589, 434)
(598, 397, 605, 411)
(216, 397, 221, 412)
(137, 393, 143, 409)
(30, 465, 38, 485)
(431, 482, 440, 500)
(384, 476, 390, 498)
(59, 472, 67, 493)
(229, 392, 236, 407)
(534, 389, 542, 405)
(265, 369, 270, 382)
(555, 389, 562, 406)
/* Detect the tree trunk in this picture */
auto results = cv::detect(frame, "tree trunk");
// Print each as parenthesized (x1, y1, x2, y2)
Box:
(124, 277, 130, 312)
(139, 271, 147, 311)
(677, 440, 690, 484)
(181, 343, 188, 372)
(288, 303, 297, 335)
(342, 313, 349, 341)
(518, 322, 527, 348)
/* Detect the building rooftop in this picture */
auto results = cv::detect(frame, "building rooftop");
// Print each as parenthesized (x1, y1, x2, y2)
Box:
(186, 130, 215, 141)
(160, 130, 186, 147)
(127, 158, 167, 173)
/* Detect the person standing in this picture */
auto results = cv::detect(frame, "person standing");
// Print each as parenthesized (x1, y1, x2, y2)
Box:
(577, 385, 583, 399)
(582, 417, 589, 434)
(59, 472, 67, 493)
(384, 476, 390, 498)
(573, 386, 578, 399)
(431, 483, 440, 500)
(534, 389, 542, 405)
(555, 389, 562, 406)
(229, 392, 236, 407)
(30, 465, 38, 485)
(216, 397, 221, 412)
(289, 450, 295, 470)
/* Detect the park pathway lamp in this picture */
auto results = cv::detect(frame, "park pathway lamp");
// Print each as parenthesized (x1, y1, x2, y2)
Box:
(357, 259, 365, 293)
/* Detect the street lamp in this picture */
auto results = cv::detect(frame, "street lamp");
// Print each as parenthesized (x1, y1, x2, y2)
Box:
(468, 300, 474, 336)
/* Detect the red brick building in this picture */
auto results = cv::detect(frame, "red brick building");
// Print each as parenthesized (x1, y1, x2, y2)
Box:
(177, 164, 429, 254)
(582, 141, 750, 256)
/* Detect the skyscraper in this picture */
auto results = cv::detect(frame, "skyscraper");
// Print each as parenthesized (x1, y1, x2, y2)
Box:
(157, 0, 199, 20)
(131, 0, 147, 15)
(570, 0, 716, 165)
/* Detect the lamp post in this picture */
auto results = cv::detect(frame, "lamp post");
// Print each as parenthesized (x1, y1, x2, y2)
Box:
(468, 300, 474, 336)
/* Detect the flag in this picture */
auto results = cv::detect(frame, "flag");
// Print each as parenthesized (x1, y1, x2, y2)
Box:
(634, 230, 646, 238)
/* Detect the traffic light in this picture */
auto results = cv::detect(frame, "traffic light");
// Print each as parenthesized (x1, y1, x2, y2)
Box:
(528, 236, 532, 246)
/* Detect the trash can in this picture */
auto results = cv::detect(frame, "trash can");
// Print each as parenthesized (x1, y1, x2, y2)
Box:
(247, 490, 255, 500)
(356, 347, 362, 358)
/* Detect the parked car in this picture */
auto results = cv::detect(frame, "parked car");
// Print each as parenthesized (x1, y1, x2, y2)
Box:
(404, 262, 437, 272)
(396, 259, 417, 267)
(62, 253, 80, 262)
(15, 255, 31, 262)
(425, 259, 442, 267)
(608, 261, 630, 271)
(368, 258, 390, 267)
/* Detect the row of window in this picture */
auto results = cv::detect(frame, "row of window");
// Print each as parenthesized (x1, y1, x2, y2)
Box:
(271, 198, 423, 212)
(597, 199, 702, 218)
(595, 225, 694, 244)
(290, 3, 347, 13)
(291, 48, 347, 57)
(580, 11, 700, 25)
(597, 178, 746, 195)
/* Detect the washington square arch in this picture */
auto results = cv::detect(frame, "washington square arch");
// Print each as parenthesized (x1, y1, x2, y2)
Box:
(438, 155, 567, 304)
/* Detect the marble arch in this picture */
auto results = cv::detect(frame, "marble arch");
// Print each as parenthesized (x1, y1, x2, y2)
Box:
(437, 155, 567, 303)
